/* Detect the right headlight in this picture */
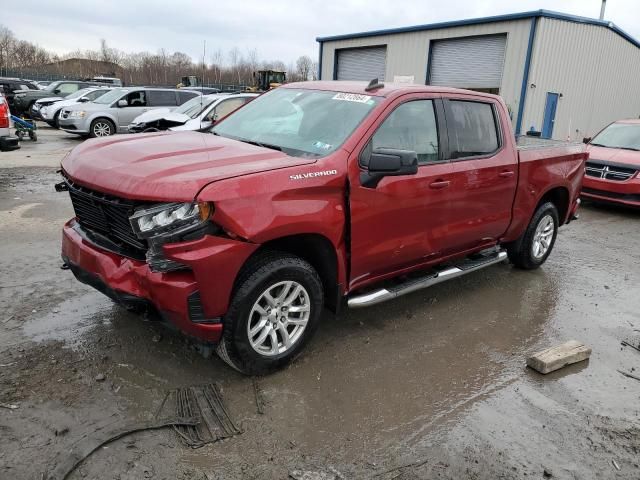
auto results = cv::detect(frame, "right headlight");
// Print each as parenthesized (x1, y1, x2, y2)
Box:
(129, 202, 212, 239)
(68, 110, 86, 118)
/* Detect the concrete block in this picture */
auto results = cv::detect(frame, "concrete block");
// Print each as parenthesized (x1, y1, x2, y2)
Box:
(527, 340, 591, 374)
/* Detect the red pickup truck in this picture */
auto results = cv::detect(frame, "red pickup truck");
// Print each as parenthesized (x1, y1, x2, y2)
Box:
(59, 81, 586, 374)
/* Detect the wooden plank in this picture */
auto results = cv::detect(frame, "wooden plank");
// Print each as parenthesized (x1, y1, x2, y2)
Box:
(527, 340, 591, 374)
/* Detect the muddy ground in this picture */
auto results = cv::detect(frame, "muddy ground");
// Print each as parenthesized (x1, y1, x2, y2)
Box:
(1, 127, 639, 480)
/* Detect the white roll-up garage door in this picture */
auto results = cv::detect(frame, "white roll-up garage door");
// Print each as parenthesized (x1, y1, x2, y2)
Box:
(336, 47, 387, 81)
(429, 35, 506, 89)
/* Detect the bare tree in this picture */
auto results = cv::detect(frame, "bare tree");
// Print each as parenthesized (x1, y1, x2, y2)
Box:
(296, 55, 313, 81)
(228, 46, 242, 84)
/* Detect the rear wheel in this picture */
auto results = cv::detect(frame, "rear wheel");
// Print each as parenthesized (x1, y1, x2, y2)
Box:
(507, 202, 559, 269)
(217, 252, 324, 375)
(90, 118, 115, 138)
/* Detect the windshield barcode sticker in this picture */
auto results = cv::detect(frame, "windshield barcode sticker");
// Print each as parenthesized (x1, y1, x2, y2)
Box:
(332, 93, 372, 103)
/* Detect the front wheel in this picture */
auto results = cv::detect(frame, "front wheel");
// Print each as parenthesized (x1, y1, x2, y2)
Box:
(89, 118, 115, 138)
(217, 252, 324, 375)
(507, 202, 559, 269)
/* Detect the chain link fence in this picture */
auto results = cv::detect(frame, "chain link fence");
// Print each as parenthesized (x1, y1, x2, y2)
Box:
(0, 67, 249, 91)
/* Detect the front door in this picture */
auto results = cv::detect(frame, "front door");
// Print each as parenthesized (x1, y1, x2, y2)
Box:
(348, 94, 453, 288)
(115, 91, 148, 131)
(542, 92, 559, 139)
(442, 96, 518, 252)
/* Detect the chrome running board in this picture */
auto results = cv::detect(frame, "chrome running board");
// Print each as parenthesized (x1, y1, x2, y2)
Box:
(347, 250, 508, 308)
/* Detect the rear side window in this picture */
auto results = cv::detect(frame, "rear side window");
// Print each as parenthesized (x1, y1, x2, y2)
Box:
(178, 91, 198, 104)
(370, 100, 439, 164)
(447, 100, 499, 159)
(148, 90, 178, 106)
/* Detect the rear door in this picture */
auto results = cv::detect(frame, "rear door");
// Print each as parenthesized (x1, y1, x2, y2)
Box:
(349, 93, 453, 287)
(442, 95, 517, 252)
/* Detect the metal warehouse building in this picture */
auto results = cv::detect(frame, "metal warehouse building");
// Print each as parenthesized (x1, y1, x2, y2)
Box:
(316, 10, 640, 140)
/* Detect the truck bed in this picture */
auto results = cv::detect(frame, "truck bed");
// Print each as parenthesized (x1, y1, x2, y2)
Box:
(516, 135, 584, 150)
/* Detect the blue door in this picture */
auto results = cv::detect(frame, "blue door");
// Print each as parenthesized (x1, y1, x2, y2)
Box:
(542, 92, 559, 139)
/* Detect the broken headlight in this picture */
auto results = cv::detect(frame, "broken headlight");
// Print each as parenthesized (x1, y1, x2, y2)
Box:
(129, 202, 211, 239)
(129, 202, 213, 273)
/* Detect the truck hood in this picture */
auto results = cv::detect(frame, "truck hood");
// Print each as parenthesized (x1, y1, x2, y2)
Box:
(61, 131, 315, 201)
(587, 145, 640, 167)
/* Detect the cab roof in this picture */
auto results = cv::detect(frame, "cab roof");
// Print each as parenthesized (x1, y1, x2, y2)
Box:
(283, 80, 500, 101)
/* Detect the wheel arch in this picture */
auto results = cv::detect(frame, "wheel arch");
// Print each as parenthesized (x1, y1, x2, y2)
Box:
(537, 186, 570, 224)
(237, 233, 343, 313)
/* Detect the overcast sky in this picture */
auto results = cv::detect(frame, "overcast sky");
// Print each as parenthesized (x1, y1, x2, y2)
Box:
(4, 0, 640, 65)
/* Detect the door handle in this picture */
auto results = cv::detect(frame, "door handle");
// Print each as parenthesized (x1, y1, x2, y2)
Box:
(429, 179, 451, 189)
(498, 170, 515, 178)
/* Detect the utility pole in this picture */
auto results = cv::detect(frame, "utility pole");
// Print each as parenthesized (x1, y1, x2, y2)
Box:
(599, 0, 607, 20)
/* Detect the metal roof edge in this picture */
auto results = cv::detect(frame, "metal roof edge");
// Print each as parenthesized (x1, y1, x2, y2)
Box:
(316, 9, 640, 49)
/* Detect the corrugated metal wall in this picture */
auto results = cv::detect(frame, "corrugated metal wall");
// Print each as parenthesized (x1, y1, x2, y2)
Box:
(320, 19, 531, 119)
(523, 18, 640, 140)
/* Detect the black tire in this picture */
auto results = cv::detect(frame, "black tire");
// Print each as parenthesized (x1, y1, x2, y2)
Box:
(216, 251, 324, 375)
(89, 118, 116, 138)
(52, 110, 61, 129)
(507, 202, 559, 270)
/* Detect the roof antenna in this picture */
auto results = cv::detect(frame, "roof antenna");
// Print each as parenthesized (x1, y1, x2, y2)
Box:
(365, 78, 384, 91)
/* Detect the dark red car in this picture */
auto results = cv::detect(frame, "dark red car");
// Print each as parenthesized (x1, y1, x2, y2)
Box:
(582, 119, 640, 208)
(59, 81, 586, 374)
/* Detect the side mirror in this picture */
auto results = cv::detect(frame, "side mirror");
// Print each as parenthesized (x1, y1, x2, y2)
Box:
(117, 99, 128, 108)
(582, 137, 592, 144)
(78, 97, 89, 103)
(360, 147, 418, 188)
(53, 89, 61, 95)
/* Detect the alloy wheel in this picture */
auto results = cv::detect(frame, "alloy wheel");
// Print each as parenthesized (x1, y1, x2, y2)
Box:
(532, 214, 554, 259)
(247, 281, 310, 356)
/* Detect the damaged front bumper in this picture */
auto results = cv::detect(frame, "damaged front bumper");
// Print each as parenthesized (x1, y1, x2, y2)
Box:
(62, 219, 259, 343)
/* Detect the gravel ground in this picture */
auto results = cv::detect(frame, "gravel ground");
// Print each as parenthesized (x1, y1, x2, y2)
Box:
(1, 126, 639, 480)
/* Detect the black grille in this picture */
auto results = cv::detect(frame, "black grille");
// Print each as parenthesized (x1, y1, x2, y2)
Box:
(64, 175, 148, 255)
(585, 161, 637, 181)
(187, 291, 220, 324)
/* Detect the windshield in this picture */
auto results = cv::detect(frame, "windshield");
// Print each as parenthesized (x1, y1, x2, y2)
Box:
(591, 123, 640, 150)
(66, 88, 93, 100)
(212, 88, 381, 157)
(174, 95, 216, 118)
(93, 88, 129, 105)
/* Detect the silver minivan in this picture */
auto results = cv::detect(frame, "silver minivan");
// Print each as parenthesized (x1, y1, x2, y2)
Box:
(58, 87, 199, 137)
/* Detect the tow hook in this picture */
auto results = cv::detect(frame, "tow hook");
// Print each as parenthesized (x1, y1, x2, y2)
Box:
(54, 181, 68, 192)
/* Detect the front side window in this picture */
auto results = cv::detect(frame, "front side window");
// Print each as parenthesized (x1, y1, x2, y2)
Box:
(148, 90, 177, 107)
(213, 98, 247, 120)
(370, 100, 439, 164)
(447, 100, 499, 159)
(213, 88, 381, 158)
(126, 91, 147, 107)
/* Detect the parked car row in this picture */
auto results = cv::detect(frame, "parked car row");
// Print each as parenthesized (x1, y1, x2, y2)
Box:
(127, 93, 257, 133)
